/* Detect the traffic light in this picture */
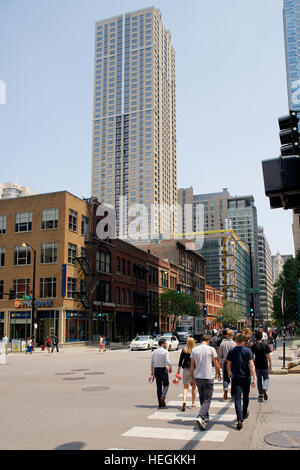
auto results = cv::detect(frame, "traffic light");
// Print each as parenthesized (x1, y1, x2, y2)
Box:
(98, 312, 102, 318)
(203, 305, 208, 316)
(279, 110, 300, 156)
(9, 288, 16, 300)
(250, 300, 254, 318)
(176, 284, 181, 294)
(262, 155, 300, 210)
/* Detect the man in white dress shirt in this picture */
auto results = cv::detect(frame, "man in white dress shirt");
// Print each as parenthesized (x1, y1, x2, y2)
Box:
(150, 338, 173, 408)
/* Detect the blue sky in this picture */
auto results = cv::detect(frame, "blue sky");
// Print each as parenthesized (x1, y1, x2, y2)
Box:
(0, 0, 294, 254)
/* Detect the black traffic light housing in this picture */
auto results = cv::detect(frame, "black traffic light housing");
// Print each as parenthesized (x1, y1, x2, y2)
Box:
(176, 284, 181, 294)
(279, 110, 300, 156)
(262, 155, 300, 210)
(9, 288, 16, 300)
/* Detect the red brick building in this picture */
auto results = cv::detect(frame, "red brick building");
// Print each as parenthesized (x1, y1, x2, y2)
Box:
(204, 284, 224, 331)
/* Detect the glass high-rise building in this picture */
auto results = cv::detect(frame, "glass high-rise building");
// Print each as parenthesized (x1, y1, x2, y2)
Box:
(91, 7, 177, 240)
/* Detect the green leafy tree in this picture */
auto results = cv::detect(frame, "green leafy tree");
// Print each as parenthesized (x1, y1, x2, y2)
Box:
(158, 290, 202, 330)
(218, 301, 243, 328)
(273, 251, 300, 326)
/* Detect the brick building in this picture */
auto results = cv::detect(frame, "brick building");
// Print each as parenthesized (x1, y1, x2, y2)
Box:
(204, 284, 224, 331)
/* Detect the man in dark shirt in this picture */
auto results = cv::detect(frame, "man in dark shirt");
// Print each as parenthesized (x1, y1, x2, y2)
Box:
(227, 334, 256, 430)
(251, 331, 272, 402)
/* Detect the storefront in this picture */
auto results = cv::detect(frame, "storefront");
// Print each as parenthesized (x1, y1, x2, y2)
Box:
(116, 311, 134, 342)
(36, 310, 59, 346)
(92, 311, 113, 342)
(9, 311, 31, 340)
(65, 311, 89, 342)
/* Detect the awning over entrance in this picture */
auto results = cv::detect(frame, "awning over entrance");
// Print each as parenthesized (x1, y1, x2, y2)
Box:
(117, 312, 134, 326)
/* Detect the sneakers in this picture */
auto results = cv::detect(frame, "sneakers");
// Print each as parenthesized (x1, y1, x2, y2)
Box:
(263, 389, 268, 401)
(223, 390, 228, 400)
(159, 397, 166, 408)
(258, 395, 263, 403)
(237, 421, 243, 430)
(181, 403, 186, 412)
(243, 411, 249, 420)
(196, 417, 206, 431)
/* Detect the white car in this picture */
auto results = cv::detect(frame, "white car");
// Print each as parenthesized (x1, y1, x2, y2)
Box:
(151, 334, 179, 351)
(130, 335, 154, 351)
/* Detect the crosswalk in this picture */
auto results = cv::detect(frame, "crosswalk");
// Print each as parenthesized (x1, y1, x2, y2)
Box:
(118, 381, 238, 448)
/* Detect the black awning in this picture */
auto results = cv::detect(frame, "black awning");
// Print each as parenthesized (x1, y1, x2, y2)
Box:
(117, 312, 134, 326)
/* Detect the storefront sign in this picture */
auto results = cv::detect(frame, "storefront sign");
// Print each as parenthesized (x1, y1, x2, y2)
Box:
(14, 300, 53, 308)
(10, 312, 31, 319)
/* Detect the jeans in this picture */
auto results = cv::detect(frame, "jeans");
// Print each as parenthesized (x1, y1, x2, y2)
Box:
(154, 367, 169, 405)
(195, 378, 214, 422)
(232, 378, 251, 422)
(222, 361, 230, 390)
(256, 368, 269, 396)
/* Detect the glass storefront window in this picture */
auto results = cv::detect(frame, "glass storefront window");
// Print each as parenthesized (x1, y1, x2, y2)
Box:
(65, 312, 88, 342)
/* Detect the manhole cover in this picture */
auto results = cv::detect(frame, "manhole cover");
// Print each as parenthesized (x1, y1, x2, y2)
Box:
(70, 369, 90, 372)
(63, 377, 87, 381)
(84, 372, 105, 375)
(264, 431, 300, 448)
(82, 386, 110, 392)
(55, 372, 75, 376)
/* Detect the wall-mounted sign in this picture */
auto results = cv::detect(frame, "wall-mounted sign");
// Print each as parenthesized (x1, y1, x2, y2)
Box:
(14, 300, 53, 309)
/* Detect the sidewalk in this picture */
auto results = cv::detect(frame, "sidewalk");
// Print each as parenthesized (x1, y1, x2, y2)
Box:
(269, 335, 300, 373)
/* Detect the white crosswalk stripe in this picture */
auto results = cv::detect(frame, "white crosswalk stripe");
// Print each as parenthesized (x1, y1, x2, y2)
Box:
(148, 411, 236, 423)
(178, 391, 224, 398)
(122, 426, 229, 442)
(167, 400, 235, 409)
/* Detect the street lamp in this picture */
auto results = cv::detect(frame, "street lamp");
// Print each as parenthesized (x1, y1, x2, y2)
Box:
(21, 243, 36, 340)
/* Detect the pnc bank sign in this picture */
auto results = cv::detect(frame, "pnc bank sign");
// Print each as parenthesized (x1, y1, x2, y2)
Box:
(14, 300, 53, 308)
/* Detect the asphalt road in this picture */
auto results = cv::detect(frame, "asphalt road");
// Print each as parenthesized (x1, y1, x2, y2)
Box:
(1, 344, 300, 451)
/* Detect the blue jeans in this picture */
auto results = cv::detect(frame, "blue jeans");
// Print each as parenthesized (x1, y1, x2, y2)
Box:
(256, 369, 269, 396)
(222, 361, 230, 390)
(154, 367, 169, 405)
(232, 378, 251, 422)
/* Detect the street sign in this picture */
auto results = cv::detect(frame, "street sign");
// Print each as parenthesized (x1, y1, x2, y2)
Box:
(245, 289, 260, 294)
(23, 295, 32, 300)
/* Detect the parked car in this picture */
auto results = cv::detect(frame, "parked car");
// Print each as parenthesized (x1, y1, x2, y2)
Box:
(130, 335, 154, 351)
(151, 334, 179, 351)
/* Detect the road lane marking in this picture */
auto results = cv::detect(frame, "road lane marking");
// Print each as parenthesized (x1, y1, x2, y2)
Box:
(122, 426, 229, 442)
(167, 401, 235, 409)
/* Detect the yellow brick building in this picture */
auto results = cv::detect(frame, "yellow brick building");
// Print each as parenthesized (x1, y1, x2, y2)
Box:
(0, 191, 92, 346)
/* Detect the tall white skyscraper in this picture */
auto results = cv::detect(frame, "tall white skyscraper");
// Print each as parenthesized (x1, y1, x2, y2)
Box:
(91, 7, 177, 240)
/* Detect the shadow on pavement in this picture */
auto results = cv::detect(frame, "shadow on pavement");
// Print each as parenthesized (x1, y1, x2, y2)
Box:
(54, 441, 86, 450)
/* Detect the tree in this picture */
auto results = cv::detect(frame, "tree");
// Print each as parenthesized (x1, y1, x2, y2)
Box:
(158, 290, 202, 330)
(273, 251, 300, 326)
(218, 301, 243, 328)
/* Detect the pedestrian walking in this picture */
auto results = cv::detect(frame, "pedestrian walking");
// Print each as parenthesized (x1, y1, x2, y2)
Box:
(226, 333, 256, 430)
(45, 336, 52, 353)
(218, 329, 236, 400)
(2, 334, 8, 355)
(150, 338, 172, 408)
(51, 334, 59, 353)
(210, 330, 218, 350)
(216, 329, 227, 355)
(272, 330, 278, 351)
(259, 328, 268, 343)
(267, 331, 274, 352)
(251, 331, 272, 402)
(176, 337, 197, 411)
(102, 336, 107, 352)
(25, 338, 33, 355)
(243, 328, 252, 347)
(190, 334, 221, 431)
(98, 335, 104, 352)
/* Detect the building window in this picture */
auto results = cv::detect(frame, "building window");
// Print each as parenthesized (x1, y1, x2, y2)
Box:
(116, 256, 121, 274)
(97, 250, 111, 273)
(68, 243, 77, 265)
(13, 279, 30, 298)
(127, 289, 131, 305)
(41, 208, 58, 230)
(0, 215, 6, 234)
(122, 259, 126, 275)
(14, 246, 31, 266)
(40, 243, 57, 264)
(0, 248, 5, 267)
(39, 277, 57, 298)
(127, 260, 131, 276)
(69, 210, 78, 232)
(81, 216, 90, 238)
(15, 212, 32, 232)
(121, 288, 125, 305)
(0, 280, 3, 299)
(116, 287, 120, 305)
(67, 277, 76, 299)
(97, 281, 111, 302)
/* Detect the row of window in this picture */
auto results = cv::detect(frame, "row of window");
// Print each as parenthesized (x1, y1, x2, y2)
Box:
(0, 210, 89, 235)
(0, 243, 85, 267)
(0, 277, 76, 300)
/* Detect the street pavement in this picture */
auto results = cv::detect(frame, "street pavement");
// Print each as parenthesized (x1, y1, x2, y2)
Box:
(0, 337, 300, 451)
